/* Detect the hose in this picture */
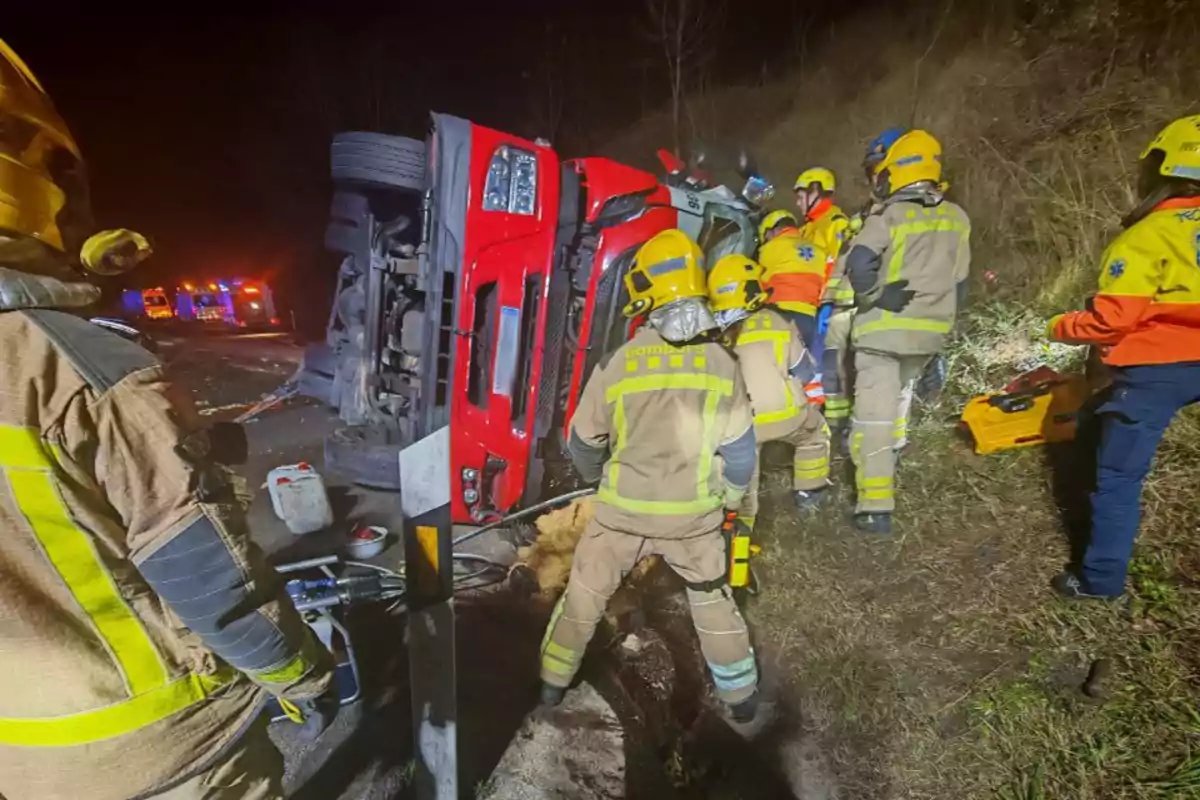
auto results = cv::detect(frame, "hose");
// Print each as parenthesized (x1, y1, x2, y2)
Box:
(451, 487, 597, 550)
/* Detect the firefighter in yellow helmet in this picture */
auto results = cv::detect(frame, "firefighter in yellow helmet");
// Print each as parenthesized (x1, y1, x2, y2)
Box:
(707, 254, 830, 527)
(1045, 116, 1200, 600)
(0, 40, 334, 800)
(843, 129, 971, 535)
(756, 209, 829, 350)
(794, 167, 855, 432)
(540, 229, 763, 722)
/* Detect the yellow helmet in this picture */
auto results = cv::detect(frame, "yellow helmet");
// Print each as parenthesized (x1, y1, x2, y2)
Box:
(1140, 115, 1200, 182)
(758, 209, 798, 243)
(0, 39, 93, 256)
(872, 129, 943, 196)
(707, 254, 766, 327)
(623, 229, 707, 317)
(794, 167, 836, 194)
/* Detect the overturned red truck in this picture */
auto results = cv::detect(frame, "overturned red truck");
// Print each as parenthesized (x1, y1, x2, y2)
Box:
(299, 113, 774, 524)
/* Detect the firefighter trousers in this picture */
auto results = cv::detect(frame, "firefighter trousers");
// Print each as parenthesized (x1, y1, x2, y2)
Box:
(149, 714, 284, 800)
(851, 350, 929, 513)
(540, 519, 758, 705)
(742, 407, 830, 529)
(821, 308, 856, 427)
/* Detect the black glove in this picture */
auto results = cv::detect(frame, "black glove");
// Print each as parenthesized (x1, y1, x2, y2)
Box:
(281, 685, 340, 741)
(874, 280, 917, 313)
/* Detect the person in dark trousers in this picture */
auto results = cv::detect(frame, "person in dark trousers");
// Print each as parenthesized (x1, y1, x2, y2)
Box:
(1048, 114, 1200, 600)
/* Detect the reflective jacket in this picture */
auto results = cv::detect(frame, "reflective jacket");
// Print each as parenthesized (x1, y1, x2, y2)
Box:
(809, 202, 855, 307)
(758, 228, 829, 317)
(568, 326, 756, 538)
(1052, 197, 1200, 365)
(731, 308, 822, 442)
(845, 197, 971, 356)
(0, 283, 332, 800)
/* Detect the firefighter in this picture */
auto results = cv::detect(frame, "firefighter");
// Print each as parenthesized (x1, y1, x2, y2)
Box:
(794, 167, 854, 431)
(0, 40, 334, 800)
(844, 129, 971, 535)
(757, 209, 829, 350)
(1047, 115, 1200, 600)
(539, 229, 762, 721)
(707, 254, 830, 525)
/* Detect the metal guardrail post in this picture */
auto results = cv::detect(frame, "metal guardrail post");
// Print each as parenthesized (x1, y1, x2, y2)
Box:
(399, 425, 457, 799)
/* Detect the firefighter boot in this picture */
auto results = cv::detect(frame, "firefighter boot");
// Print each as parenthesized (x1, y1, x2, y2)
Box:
(727, 691, 761, 724)
(853, 512, 892, 536)
(794, 488, 827, 513)
(539, 682, 566, 708)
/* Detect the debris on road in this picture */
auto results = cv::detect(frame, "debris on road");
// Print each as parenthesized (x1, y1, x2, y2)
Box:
(236, 384, 300, 423)
(199, 401, 252, 417)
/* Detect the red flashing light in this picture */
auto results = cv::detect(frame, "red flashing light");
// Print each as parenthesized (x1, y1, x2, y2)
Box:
(208, 283, 218, 291)
(242, 285, 259, 295)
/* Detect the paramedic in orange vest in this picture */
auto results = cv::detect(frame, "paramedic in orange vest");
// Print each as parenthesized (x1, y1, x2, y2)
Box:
(757, 209, 828, 350)
(795, 167, 853, 427)
(1047, 115, 1200, 600)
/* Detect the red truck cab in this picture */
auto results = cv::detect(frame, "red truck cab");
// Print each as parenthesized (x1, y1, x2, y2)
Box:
(301, 114, 770, 524)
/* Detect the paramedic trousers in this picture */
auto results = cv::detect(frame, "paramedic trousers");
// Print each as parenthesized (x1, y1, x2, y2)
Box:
(742, 408, 830, 529)
(540, 519, 758, 705)
(149, 715, 284, 800)
(851, 350, 927, 514)
(821, 308, 856, 427)
(778, 309, 818, 352)
(1080, 362, 1200, 597)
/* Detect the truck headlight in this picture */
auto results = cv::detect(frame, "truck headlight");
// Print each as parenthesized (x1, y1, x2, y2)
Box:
(482, 146, 538, 215)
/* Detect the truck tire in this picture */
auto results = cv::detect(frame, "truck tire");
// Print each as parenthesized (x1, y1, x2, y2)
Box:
(331, 133, 426, 191)
(323, 425, 403, 490)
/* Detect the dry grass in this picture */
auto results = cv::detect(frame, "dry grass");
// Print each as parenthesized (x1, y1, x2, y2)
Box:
(600, 0, 1200, 796)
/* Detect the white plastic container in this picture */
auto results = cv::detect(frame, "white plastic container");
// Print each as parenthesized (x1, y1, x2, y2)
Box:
(267, 462, 334, 535)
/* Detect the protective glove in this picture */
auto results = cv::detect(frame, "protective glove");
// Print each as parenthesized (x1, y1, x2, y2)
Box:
(873, 280, 917, 313)
(723, 484, 747, 511)
(1044, 314, 1064, 341)
(816, 303, 835, 338)
(279, 685, 340, 742)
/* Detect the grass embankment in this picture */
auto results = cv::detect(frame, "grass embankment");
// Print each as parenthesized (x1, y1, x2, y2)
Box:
(606, 1, 1200, 796)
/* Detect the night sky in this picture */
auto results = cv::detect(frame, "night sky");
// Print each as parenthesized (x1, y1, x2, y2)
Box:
(6, 2, 823, 324)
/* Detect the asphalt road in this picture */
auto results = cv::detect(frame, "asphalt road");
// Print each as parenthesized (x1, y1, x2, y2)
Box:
(163, 331, 545, 799)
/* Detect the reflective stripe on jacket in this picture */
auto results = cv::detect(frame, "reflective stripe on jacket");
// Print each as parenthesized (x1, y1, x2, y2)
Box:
(1052, 197, 1200, 365)
(758, 229, 829, 316)
(733, 308, 814, 439)
(0, 306, 330, 800)
(570, 326, 754, 538)
(849, 199, 971, 355)
(809, 203, 855, 307)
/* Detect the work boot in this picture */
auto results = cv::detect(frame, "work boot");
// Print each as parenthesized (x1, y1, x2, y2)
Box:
(727, 691, 760, 724)
(794, 488, 827, 513)
(853, 512, 892, 536)
(539, 682, 566, 708)
(1051, 570, 1122, 602)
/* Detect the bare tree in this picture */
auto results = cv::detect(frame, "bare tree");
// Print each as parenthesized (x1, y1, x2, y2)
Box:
(642, 0, 725, 156)
(525, 24, 568, 145)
